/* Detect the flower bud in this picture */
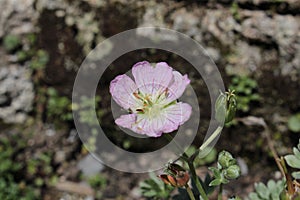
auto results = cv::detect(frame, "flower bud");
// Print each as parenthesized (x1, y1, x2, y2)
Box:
(218, 150, 236, 169)
(223, 165, 241, 179)
(226, 91, 237, 123)
(215, 90, 237, 124)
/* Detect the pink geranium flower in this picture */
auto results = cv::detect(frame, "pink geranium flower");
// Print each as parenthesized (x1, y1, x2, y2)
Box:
(110, 61, 192, 137)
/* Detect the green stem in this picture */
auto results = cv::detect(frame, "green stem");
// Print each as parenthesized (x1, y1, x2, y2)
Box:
(187, 161, 209, 200)
(186, 185, 196, 200)
(218, 184, 223, 200)
(200, 126, 223, 151)
(190, 126, 223, 162)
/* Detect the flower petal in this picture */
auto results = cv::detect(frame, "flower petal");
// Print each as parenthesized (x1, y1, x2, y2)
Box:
(132, 61, 173, 96)
(115, 114, 137, 129)
(115, 114, 164, 137)
(165, 71, 190, 103)
(130, 102, 191, 137)
(110, 74, 139, 110)
(138, 115, 166, 137)
(161, 102, 192, 133)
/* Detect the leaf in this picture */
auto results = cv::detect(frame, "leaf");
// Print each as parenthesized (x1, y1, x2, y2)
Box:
(292, 171, 300, 179)
(293, 147, 300, 160)
(284, 155, 300, 169)
(255, 182, 270, 199)
(249, 192, 260, 200)
(208, 167, 221, 179)
(209, 178, 222, 186)
(288, 114, 300, 132)
(143, 190, 157, 197)
(267, 180, 276, 193)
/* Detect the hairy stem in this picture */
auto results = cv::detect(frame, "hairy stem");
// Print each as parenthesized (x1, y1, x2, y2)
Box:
(187, 161, 209, 200)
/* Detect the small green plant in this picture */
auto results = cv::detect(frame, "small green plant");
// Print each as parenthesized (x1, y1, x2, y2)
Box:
(0, 136, 37, 200)
(229, 76, 260, 112)
(248, 180, 285, 200)
(88, 174, 107, 189)
(287, 113, 300, 133)
(230, 1, 240, 21)
(284, 139, 300, 179)
(0, 177, 36, 200)
(46, 87, 72, 122)
(139, 172, 174, 199)
(3, 33, 49, 70)
(3, 35, 21, 52)
(27, 152, 53, 179)
(29, 49, 49, 70)
(85, 173, 107, 199)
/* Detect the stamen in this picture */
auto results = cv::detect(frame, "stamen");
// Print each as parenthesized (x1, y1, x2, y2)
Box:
(133, 92, 141, 99)
(136, 108, 145, 113)
(165, 88, 169, 98)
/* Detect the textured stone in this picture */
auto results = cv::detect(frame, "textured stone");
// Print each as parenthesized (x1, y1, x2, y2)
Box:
(240, 11, 300, 77)
(201, 10, 241, 46)
(77, 154, 104, 177)
(0, 0, 37, 38)
(226, 41, 262, 76)
(171, 8, 201, 37)
(241, 11, 275, 43)
(0, 65, 34, 123)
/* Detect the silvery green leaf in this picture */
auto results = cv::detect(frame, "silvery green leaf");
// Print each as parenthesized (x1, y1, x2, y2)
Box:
(255, 182, 270, 199)
(285, 155, 300, 169)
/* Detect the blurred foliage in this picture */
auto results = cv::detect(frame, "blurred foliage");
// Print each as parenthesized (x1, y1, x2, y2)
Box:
(229, 76, 260, 112)
(30, 49, 49, 70)
(3, 35, 21, 52)
(287, 113, 300, 132)
(3, 33, 49, 70)
(248, 180, 285, 200)
(0, 136, 37, 200)
(0, 178, 36, 200)
(83, 173, 107, 199)
(46, 87, 72, 122)
(230, 2, 240, 21)
(76, 96, 103, 126)
(284, 139, 300, 179)
(139, 172, 174, 199)
(88, 174, 107, 189)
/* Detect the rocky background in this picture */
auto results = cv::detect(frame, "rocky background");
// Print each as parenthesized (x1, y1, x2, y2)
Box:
(0, 0, 299, 199)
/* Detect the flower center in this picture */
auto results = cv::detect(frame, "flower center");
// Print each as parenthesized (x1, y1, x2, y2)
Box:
(133, 91, 166, 119)
(146, 104, 162, 119)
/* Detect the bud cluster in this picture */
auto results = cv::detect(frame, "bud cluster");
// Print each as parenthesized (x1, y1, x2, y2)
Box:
(209, 150, 241, 186)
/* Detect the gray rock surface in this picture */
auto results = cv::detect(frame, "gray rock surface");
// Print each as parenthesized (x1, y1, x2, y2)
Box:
(77, 154, 104, 177)
(0, 65, 34, 123)
(0, 0, 37, 38)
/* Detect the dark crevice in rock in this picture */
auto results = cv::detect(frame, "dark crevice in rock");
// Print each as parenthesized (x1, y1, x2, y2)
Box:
(237, 2, 300, 16)
(99, 3, 139, 38)
(0, 93, 12, 107)
(38, 9, 82, 95)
